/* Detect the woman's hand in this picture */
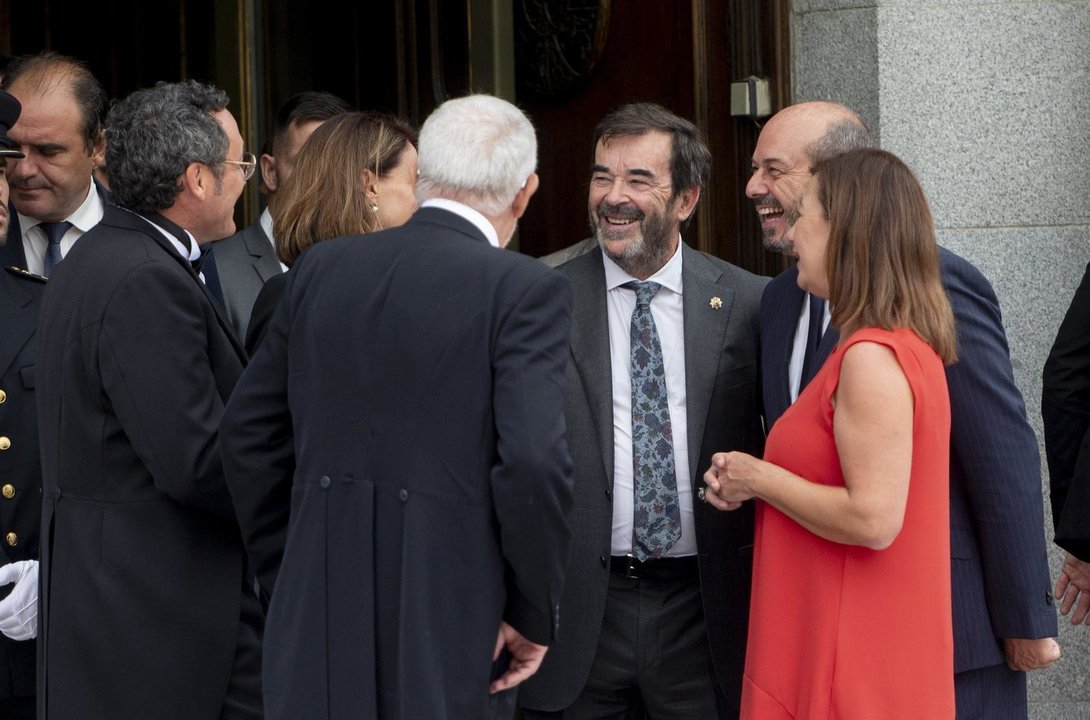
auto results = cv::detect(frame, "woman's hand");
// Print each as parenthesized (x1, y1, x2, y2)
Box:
(702, 451, 765, 511)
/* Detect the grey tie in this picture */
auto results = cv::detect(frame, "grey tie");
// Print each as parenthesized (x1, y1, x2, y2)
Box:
(41, 221, 72, 276)
(624, 280, 681, 561)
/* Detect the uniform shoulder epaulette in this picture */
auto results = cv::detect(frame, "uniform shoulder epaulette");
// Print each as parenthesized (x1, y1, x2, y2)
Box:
(5, 266, 47, 283)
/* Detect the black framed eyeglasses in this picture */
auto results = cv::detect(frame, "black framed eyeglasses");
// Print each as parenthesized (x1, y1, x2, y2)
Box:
(223, 152, 257, 181)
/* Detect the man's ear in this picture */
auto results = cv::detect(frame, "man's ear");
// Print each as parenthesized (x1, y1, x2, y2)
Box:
(181, 162, 208, 200)
(260, 154, 278, 192)
(90, 131, 106, 171)
(675, 185, 700, 224)
(511, 173, 540, 220)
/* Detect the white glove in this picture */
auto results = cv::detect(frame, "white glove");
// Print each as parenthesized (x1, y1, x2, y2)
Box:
(0, 560, 38, 641)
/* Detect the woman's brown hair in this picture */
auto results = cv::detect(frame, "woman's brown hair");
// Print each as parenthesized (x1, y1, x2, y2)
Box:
(815, 148, 957, 363)
(273, 111, 415, 267)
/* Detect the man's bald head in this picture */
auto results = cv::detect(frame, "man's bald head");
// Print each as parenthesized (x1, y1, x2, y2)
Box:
(746, 101, 873, 253)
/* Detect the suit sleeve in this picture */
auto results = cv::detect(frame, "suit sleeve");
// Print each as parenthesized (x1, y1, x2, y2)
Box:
(220, 270, 296, 600)
(490, 267, 575, 645)
(97, 262, 235, 523)
(943, 254, 1057, 638)
(1042, 261, 1090, 560)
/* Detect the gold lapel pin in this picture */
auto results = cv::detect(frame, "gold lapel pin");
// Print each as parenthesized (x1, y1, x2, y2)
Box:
(709, 296, 722, 310)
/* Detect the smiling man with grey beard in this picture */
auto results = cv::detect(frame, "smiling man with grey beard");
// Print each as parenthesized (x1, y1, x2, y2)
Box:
(519, 102, 768, 720)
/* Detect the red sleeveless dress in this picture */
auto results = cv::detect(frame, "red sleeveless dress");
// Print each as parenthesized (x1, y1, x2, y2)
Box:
(741, 328, 955, 719)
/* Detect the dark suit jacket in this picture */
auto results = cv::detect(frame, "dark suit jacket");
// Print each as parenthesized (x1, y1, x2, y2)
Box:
(761, 249, 1057, 675)
(243, 270, 288, 354)
(0, 267, 46, 701)
(517, 245, 768, 715)
(220, 207, 575, 720)
(1042, 261, 1090, 561)
(209, 218, 283, 341)
(0, 181, 112, 271)
(35, 205, 251, 720)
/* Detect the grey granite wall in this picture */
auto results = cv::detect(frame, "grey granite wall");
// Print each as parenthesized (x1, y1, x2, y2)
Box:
(793, 1, 1090, 717)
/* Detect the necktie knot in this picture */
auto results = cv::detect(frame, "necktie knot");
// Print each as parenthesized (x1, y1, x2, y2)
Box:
(624, 280, 662, 309)
(41, 221, 72, 276)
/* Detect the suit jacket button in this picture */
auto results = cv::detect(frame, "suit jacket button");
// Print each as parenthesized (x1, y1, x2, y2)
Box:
(398, 489, 409, 502)
(600, 555, 607, 567)
(1, 484, 14, 499)
(1046, 589, 1055, 605)
(319, 475, 331, 489)
(0, 436, 9, 451)
(5, 532, 16, 547)
(0, 389, 6, 404)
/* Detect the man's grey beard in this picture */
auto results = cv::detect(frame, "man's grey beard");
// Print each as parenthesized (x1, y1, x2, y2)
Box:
(591, 201, 675, 280)
(763, 226, 794, 255)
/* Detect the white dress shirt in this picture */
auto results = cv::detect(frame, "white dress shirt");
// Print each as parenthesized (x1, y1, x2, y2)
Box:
(420, 198, 500, 247)
(17, 182, 105, 276)
(605, 240, 696, 557)
(788, 292, 832, 401)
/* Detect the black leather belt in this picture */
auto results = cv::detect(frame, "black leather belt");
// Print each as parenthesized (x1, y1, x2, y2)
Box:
(610, 554, 698, 581)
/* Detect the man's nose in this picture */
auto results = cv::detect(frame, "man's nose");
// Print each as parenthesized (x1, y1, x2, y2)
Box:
(745, 171, 765, 199)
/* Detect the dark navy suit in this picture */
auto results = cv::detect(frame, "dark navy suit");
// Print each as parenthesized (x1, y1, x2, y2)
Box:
(761, 248, 1057, 719)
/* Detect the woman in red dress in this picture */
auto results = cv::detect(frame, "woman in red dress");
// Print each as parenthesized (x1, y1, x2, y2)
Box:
(705, 148, 957, 719)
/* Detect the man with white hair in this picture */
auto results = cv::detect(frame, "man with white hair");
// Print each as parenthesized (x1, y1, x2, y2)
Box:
(220, 94, 574, 720)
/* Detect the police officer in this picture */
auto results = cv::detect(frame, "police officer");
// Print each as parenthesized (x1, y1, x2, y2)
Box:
(0, 88, 43, 720)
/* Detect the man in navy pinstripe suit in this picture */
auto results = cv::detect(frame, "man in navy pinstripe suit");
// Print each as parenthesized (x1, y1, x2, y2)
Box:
(749, 101, 1059, 719)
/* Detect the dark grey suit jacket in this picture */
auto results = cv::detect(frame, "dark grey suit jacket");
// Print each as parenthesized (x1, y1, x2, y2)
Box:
(518, 244, 767, 715)
(762, 250, 1056, 676)
(210, 218, 283, 340)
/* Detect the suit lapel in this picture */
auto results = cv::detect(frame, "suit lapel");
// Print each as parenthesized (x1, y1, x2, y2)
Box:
(114, 208, 247, 360)
(565, 250, 616, 488)
(762, 267, 806, 425)
(682, 245, 733, 485)
(245, 224, 281, 283)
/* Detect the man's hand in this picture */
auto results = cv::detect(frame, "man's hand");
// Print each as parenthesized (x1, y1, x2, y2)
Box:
(0, 560, 38, 641)
(489, 621, 548, 693)
(1002, 637, 1060, 671)
(1056, 552, 1090, 625)
(702, 451, 763, 512)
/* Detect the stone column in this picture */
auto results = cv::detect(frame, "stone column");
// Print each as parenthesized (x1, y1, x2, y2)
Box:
(793, 1, 1090, 717)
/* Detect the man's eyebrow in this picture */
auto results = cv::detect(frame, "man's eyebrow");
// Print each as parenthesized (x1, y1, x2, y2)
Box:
(32, 142, 68, 154)
(590, 165, 657, 180)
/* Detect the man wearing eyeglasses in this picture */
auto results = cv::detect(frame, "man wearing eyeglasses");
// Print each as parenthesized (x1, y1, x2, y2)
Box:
(34, 81, 260, 720)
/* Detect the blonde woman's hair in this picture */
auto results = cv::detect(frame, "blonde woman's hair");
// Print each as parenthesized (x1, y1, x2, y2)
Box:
(274, 111, 415, 267)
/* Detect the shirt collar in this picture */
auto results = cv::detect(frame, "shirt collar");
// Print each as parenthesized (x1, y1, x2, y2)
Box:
(259, 206, 275, 245)
(18, 180, 104, 233)
(602, 235, 684, 294)
(146, 218, 201, 263)
(420, 198, 500, 248)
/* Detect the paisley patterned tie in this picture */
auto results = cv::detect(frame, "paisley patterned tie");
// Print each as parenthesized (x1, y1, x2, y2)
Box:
(624, 280, 681, 561)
